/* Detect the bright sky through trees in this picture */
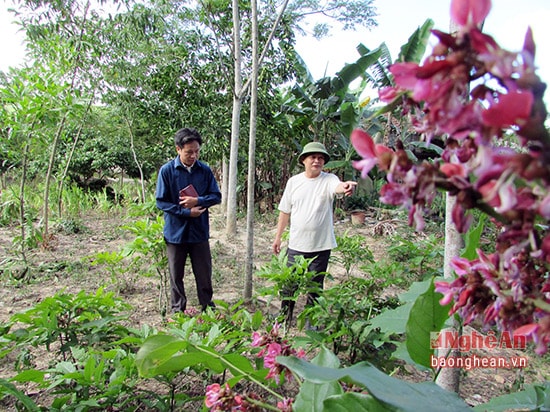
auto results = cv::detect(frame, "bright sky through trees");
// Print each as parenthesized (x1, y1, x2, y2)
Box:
(296, 0, 550, 88)
(2, 0, 550, 97)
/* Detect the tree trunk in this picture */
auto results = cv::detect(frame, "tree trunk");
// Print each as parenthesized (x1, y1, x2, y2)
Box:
(225, 0, 243, 238)
(435, 187, 463, 394)
(125, 116, 146, 203)
(225, 0, 291, 237)
(221, 156, 228, 213)
(244, 0, 259, 300)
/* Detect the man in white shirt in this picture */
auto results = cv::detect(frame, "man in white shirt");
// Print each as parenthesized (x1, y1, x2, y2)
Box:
(272, 141, 356, 325)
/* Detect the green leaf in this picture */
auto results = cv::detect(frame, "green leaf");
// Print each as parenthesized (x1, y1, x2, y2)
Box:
(135, 334, 187, 377)
(462, 214, 487, 260)
(474, 382, 550, 411)
(277, 357, 471, 411)
(0, 378, 40, 411)
(398, 19, 434, 63)
(406, 278, 452, 368)
(10, 369, 46, 384)
(368, 301, 414, 336)
(323, 392, 387, 412)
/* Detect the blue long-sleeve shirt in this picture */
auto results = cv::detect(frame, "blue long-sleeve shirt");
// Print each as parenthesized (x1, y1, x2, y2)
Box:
(156, 156, 221, 244)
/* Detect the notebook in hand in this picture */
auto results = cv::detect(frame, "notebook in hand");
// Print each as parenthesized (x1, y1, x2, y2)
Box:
(180, 184, 199, 197)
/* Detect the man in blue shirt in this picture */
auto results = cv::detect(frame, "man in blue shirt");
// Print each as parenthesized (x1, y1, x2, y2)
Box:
(156, 128, 222, 314)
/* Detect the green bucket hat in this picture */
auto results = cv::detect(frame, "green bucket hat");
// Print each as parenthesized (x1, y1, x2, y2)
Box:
(298, 142, 330, 164)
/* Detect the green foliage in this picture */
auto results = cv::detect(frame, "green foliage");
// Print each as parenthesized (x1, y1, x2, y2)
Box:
(0, 289, 167, 410)
(122, 216, 170, 314)
(473, 382, 550, 411)
(0, 288, 132, 369)
(278, 346, 472, 411)
(256, 252, 324, 308)
(122, 216, 167, 277)
(0, 186, 22, 227)
(333, 230, 375, 276)
(301, 277, 399, 367)
(136, 302, 263, 380)
(54, 217, 88, 235)
(405, 278, 452, 368)
(359, 233, 444, 285)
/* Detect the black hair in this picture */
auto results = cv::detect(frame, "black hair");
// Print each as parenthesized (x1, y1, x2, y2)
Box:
(174, 128, 203, 148)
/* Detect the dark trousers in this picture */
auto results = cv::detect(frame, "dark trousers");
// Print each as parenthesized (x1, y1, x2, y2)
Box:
(281, 248, 330, 322)
(166, 241, 214, 312)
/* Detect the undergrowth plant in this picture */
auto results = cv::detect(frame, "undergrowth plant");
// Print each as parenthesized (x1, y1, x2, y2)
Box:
(256, 252, 325, 324)
(300, 277, 400, 367)
(332, 230, 375, 277)
(121, 216, 170, 315)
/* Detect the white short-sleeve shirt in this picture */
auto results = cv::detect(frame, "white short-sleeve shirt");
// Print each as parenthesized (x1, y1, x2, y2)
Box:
(278, 171, 340, 252)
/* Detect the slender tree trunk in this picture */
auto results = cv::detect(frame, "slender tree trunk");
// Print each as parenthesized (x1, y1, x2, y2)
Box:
(43, 0, 91, 238)
(244, 0, 259, 300)
(43, 115, 68, 238)
(18, 137, 31, 265)
(57, 94, 94, 216)
(225, 0, 243, 237)
(225, 0, 291, 237)
(436, 193, 462, 392)
(436, 18, 464, 394)
(124, 116, 146, 203)
(221, 156, 228, 213)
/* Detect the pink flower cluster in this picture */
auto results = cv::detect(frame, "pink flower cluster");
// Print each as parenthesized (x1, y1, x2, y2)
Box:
(204, 383, 293, 412)
(203, 323, 299, 411)
(251, 322, 306, 384)
(352, 0, 550, 353)
(204, 383, 261, 412)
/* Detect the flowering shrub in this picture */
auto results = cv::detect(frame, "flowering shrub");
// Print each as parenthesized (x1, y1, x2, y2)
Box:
(202, 322, 300, 412)
(251, 322, 306, 384)
(351, 0, 550, 354)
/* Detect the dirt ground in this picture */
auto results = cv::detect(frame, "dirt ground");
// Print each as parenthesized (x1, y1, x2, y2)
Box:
(0, 206, 548, 409)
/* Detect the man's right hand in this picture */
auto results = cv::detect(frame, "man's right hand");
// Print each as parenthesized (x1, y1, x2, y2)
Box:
(272, 239, 282, 255)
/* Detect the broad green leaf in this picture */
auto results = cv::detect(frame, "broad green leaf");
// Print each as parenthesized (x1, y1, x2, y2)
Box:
(142, 352, 218, 377)
(406, 278, 452, 368)
(278, 357, 471, 411)
(294, 379, 343, 412)
(474, 382, 550, 411)
(312, 346, 341, 368)
(135, 334, 187, 377)
(293, 346, 344, 412)
(462, 214, 487, 260)
(10, 369, 46, 384)
(222, 353, 255, 375)
(323, 392, 387, 412)
(368, 301, 414, 336)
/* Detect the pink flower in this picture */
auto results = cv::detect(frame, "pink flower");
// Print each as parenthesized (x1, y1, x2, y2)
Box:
(440, 163, 466, 178)
(250, 331, 264, 347)
(515, 319, 550, 355)
(263, 342, 282, 369)
(478, 179, 517, 214)
(277, 398, 294, 412)
(389, 62, 420, 89)
(204, 383, 222, 408)
(538, 194, 550, 219)
(482, 91, 534, 128)
(450, 0, 491, 28)
(351, 129, 391, 178)
(379, 86, 399, 102)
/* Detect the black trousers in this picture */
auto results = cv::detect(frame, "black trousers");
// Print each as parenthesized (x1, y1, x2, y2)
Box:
(166, 240, 214, 312)
(281, 248, 330, 321)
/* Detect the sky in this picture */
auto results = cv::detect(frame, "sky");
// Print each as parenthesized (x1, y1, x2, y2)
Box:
(2, 0, 550, 89)
(295, 0, 550, 93)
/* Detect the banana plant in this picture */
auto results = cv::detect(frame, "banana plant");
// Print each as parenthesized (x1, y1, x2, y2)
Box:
(280, 18, 435, 170)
